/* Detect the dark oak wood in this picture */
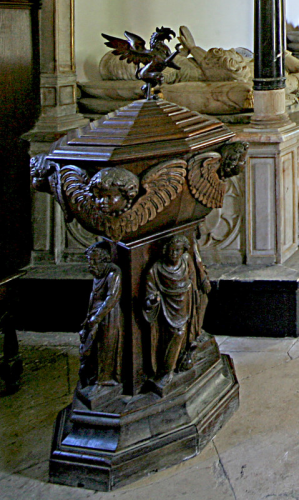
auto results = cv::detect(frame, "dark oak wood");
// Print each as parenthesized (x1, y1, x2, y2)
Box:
(30, 93, 245, 489)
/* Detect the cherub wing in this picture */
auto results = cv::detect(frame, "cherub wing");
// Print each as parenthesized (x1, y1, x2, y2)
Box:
(60, 165, 104, 233)
(112, 159, 187, 236)
(187, 153, 227, 209)
(102, 32, 152, 65)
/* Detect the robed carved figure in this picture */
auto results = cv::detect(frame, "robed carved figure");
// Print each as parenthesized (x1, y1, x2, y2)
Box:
(79, 242, 124, 390)
(143, 230, 211, 387)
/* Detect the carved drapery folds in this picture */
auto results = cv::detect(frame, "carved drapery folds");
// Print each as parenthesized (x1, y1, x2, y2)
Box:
(142, 231, 212, 392)
(78, 242, 124, 403)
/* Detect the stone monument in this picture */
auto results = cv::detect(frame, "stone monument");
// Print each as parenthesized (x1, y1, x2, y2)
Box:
(30, 27, 247, 491)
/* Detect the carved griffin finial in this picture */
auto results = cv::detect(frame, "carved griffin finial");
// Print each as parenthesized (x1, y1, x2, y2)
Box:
(102, 27, 181, 99)
(54, 160, 187, 241)
(187, 141, 248, 208)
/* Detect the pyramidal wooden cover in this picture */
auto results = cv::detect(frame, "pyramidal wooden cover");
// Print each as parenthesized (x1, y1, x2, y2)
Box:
(47, 99, 235, 163)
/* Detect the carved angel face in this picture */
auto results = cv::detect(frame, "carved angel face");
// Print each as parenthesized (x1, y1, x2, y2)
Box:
(92, 186, 129, 215)
(220, 142, 249, 178)
(89, 167, 140, 216)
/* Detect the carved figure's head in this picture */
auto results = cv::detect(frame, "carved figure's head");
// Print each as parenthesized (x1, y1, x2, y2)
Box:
(85, 241, 111, 277)
(200, 47, 252, 82)
(89, 167, 140, 216)
(30, 154, 56, 192)
(219, 141, 249, 179)
(163, 235, 190, 266)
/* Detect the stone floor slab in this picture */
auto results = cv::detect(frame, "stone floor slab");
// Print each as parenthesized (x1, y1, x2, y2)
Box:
(218, 336, 296, 354)
(2, 333, 299, 499)
(224, 351, 291, 381)
(213, 355, 299, 499)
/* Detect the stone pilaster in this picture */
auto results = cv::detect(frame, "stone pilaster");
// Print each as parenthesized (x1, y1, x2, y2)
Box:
(31, 0, 88, 140)
(239, 0, 299, 265)
(238, 127, 299, 265)
(25, 0, 89, 265)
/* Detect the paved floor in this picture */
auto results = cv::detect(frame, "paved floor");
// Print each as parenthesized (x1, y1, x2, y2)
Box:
(1, 332, 299, 500)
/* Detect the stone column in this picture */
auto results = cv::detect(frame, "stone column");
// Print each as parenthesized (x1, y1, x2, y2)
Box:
(251, 0, 291, 128)
(239, 0, 299, 265)
(26, 0, 89, 265)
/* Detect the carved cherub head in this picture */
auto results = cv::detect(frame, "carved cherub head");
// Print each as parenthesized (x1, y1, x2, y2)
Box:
(162, 235, 190, 266)
(219, 141, 249, 179)
(89, 167, 140, 216)
(85, 241, 112, 278)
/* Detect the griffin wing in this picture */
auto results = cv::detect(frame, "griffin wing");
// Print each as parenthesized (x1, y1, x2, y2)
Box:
(113, 159, 187, 236)
(102, 32, 152, 65)
(187, 153, 227, 208)
(60, 165, 104, 233)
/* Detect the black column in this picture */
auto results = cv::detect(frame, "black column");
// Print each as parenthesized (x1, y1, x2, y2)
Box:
(254, 0, 286, 90)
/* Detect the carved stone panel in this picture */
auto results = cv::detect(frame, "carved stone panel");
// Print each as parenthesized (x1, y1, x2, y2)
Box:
(280, 150, 297, 256)
(250, 156, 276, 256)
(198, 173, 245, 264)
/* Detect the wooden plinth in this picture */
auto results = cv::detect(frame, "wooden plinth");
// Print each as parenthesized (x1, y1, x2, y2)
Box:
(49, 348, 239, 491)
(49, 221, 239, 490)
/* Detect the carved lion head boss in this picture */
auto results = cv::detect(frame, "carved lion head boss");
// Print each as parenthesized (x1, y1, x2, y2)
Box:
(33, 27, 246, 491)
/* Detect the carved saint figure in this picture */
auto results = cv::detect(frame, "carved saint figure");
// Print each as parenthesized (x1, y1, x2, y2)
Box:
(143, 233, 210, 384)
(79, 242, 123, 388)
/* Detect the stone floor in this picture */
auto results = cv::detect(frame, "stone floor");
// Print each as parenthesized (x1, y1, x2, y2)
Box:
(1, 332, 299, 500)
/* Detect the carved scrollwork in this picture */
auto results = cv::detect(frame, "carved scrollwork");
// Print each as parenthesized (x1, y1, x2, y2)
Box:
(198, 173, 244, 250)
(66, 220, 100, 249)
(30, 153, 73, 223)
